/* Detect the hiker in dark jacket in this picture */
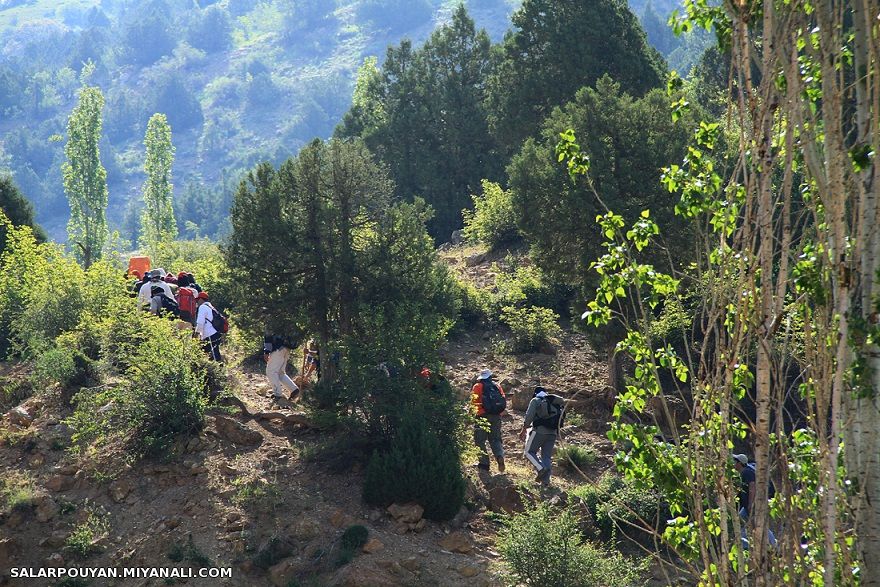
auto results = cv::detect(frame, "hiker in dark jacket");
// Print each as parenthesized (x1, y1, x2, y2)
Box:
(520, 387, 565, 486)
(471, 369, 506, 472)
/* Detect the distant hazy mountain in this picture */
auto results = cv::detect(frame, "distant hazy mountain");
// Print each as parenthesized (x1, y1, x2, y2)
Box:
(0, 0, 520, 242)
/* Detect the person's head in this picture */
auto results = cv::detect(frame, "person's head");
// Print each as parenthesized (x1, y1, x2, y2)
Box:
(533, 386, 547, 398)
(477, 369, 493, 381)
(732, 453, 748, 470)
(149, 271, 161, 282)
(196, 291, 209, 305)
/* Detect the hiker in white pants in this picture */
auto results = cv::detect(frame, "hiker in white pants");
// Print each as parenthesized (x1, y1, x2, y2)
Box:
(263, 333, 299, 402)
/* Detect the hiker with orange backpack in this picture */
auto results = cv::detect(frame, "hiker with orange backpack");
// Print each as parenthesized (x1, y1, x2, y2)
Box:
(471, 369, 506, 472)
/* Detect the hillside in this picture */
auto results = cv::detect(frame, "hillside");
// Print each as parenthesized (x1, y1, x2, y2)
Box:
(0, 244, 688, 587)
(0, 0, 521, 242)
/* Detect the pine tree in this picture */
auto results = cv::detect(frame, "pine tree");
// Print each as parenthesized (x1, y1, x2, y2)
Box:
(140, 113, 177, 250)
(62, 85, 108, 269)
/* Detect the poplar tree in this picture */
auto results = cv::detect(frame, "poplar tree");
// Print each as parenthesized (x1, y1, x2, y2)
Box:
(62, 86, 108, 269)
(140, 113, 177, 249)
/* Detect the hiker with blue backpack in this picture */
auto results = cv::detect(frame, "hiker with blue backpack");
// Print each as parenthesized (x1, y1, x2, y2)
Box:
(520, 386, 565, 487)
(471, 369, 507, 472)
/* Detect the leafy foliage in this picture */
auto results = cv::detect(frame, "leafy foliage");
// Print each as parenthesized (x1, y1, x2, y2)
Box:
(499, 305, 561, 354)
(498, 502, 648, 587)
(0, 175, 46, 253)
(140, 113, 177, 250)
(62, 85, 109, 269)
(461, 180, 519, 249)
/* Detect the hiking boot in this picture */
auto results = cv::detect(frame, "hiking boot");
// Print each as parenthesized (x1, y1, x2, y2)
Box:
(288, 389, 301, 402)
(496, 456, 505, 472)
(534, 468, 546, 482)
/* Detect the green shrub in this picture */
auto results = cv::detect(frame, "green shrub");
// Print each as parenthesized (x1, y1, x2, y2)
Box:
(571, 474, 666, 544)
(453, 278, 490, 327)
(498, 502, 648, 587)
(499, 305, 562, 353)
(462, 180, 520, 249)
(32, 345, 98, 389)
(363, 402, 465, 521)
(68, 307, 209, 458)
(65, 507, 110, 559)
(252, 536, 293, 570)
(556, 445, 598, 472)
(1, 470, 36, 513)
(336, 525, 369, 567)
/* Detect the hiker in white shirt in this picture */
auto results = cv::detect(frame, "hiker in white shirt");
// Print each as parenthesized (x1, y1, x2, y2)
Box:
(195, 291, 222, 362)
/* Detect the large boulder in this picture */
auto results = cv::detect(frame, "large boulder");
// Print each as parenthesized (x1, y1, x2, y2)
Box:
(7, 406, 32, 427)
(438, 530, 474, 554)
(209, 415, 263, 446)
(386, 503, 423, 525)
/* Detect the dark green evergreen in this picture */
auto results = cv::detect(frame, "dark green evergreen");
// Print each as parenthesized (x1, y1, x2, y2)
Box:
(0, 176, 47, 253)
(486, 0, 666, 151)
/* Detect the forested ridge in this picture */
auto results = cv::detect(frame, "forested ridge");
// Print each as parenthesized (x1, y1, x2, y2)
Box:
(2, 0, 879, 586)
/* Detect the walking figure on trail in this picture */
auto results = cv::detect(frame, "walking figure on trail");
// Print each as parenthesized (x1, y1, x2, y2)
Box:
(264, 331, 300, 402)
(520, 386, 565, 487)
(195, 291, 223, 362)
(471, 369, 506, 473)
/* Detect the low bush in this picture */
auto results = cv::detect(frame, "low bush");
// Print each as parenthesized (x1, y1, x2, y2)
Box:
(1, 470, 36, 513)
(499, 305, 562, 353)
(336, 525, 369, 567)
(556, 444, 598, 472)
(363, 400, 465, 521)
(462, 180, 520, 249)
(65, 506, 110, 559)
(571, 474, 667, 544)
(453, 278, 490, 327)
(68, 307, 209, 458)
(32, 344, 98, 389)
(498, 502, 648, 587)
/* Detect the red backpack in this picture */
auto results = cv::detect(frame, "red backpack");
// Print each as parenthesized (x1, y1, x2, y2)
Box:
(177, 287, 197, 322)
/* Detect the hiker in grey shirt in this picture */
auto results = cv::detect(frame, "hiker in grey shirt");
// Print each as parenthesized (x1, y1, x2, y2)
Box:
(519, 386, 565, 486)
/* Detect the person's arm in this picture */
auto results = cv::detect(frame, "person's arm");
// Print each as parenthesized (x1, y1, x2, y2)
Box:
(519, 400, 536, 440)
(195, 305, 206, 338)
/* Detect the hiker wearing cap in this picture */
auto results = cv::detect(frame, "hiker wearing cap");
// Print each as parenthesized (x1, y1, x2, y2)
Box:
(471, 369, 507, 472)
(520, 387, 566, 486)
(303, 338, 320, 380)
(195, 292, 222, 362)
(149, 285, 179, 317)
(733, 453, 777, 548)
(264, 331, 300, 402)
(138, 270, 173, 308)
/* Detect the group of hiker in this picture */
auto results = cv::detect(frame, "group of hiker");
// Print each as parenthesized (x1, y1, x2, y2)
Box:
(129, 267, 226, 362)
(471, 369, 566, 487)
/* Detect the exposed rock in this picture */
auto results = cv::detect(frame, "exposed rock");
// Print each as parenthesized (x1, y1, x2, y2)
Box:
(486, 477, 524, 514)
(334, 564, 400, 586)
(509, 389, 531, 411)
(448, 506, 471, 529)
(289, 517, 322, 540)
(45, 474, 74, 493)
(209, 415, 263, 446)
(386, 502, 423, 524)
(0, 538, 19, 567)
(465, 252, 487, 267)
(34, 495, 59, 522)
(109, 479, 132, 503)
(458, 565, 481, 578)
(39, 531, 68, 548)
(7, 406, 32, 427)
(451, 229, 464, 245)
(362, 538, 384, 554)
(219, 462, 238, 476)
(46, 552, 65, 567)
(268, 557, 301, 587)
(330, 508, 355, 529)
(400, 556, 421, 572)
(439, 530, 474, 554)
